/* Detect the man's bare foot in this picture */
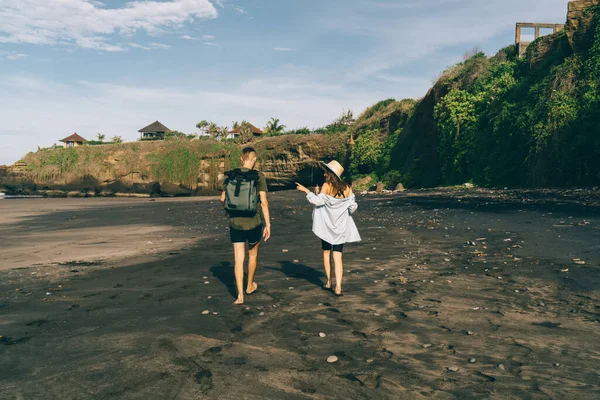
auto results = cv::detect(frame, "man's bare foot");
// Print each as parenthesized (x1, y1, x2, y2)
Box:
(324, 281, 332, 289)
(233, 297, 244, 305)
(246, 282, 258, 295)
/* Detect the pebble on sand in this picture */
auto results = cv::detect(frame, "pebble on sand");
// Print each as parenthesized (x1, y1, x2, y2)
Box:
(447, 366, 459, 372)
(469, 358, 477, 363)
(288, 287, 294, 290)
(202, 310, 210, 315)
(282, 249, 289, 253)
(212, 312, 218, 315)
(422, 344, 432, 348)
(259, 312, 265, 316)
(204, 281, 210, 284)
(327, 356, 338, 363)
(319, 332, 326, 338)
(467, 331, 474, 335)
(497, 364, 506, 371)
(554, 362, 561, 367)
(207, 296, 212, 299)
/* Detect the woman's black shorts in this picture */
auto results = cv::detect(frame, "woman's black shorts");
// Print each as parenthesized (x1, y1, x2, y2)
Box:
(321, 240, 344, 252)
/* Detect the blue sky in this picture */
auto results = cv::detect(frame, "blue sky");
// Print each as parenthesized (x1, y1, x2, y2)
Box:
(0, 0, 570, 165)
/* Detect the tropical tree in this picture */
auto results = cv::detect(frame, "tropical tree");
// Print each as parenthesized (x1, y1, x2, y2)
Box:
(207, 122, 220, 139)
(112, 135, 123, 144)
(196, 120, 209, 130)
(231, 121, 240, 130)
(335, 109, 355, 126)
(97, 133, 106, 142)
(264, 117, 286, 135)
(236, 122, 254, 144)
(219, 126, 229, 140)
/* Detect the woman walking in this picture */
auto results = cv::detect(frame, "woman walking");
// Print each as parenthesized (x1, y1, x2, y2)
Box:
(296, 160, 361, 296)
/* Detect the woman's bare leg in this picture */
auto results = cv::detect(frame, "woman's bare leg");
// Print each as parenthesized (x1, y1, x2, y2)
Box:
(333, 251, 343, 295)
(323, 250, 332, 288)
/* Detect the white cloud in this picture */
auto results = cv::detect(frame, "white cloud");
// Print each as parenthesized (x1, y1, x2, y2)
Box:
(127, 42, 170, 50)
(204, 42, 218, 46)
(6, 53, 28, 61)
(233, 6, 246, 15)
(180, 34, 215, 41)
(273, 47, 294, 52)
(0, 0, 218, 51)
(202, 35, 216, 40)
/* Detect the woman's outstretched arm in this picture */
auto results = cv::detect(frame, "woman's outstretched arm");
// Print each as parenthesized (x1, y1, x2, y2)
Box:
(296, 182, 326, 206)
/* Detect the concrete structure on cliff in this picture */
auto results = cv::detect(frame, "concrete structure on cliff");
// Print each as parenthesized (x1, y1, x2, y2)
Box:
(515, 22, 565, 57)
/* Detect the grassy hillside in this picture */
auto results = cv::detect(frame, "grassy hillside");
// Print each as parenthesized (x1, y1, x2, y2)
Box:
(2, 133, 346, 195)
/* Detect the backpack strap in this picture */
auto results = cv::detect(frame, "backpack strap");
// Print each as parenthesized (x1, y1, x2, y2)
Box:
(234, 178, 243, 197)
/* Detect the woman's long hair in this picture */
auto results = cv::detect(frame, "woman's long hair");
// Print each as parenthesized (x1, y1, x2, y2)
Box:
(324, 170, 348, 198)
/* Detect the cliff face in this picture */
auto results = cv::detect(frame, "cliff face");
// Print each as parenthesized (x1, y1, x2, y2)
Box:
(0, 134, 346, 196)
(383, 0, 600, 187)
(566, 0, 600, 52)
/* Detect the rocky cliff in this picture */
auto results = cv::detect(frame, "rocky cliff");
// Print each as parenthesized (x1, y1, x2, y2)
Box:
(0, 134, 346, 197)
(378, 0, 600, 187)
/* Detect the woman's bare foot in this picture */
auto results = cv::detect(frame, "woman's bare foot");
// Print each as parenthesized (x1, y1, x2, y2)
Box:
(233, 296, 244, 305)
(334, 287, 342, 296)
(246, 282, 258, 295)
(324, 280, 332, 289)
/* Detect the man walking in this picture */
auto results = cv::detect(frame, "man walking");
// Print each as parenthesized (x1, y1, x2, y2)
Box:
(221, 147, 271, 305)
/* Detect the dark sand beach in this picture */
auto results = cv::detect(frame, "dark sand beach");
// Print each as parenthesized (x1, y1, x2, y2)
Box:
(1, 189, 600, 399)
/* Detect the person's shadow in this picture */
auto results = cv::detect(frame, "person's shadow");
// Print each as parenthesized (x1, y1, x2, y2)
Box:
(209, 261, 237, 298)
(277, 261, 325, 289)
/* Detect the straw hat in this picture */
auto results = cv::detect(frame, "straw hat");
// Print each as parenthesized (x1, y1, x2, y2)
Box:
(320, 160, 344, 179)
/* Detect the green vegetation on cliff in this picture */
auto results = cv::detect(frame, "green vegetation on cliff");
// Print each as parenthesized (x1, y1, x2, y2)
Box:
(375, 2, 600, 188)
(6, 134, 346, 195)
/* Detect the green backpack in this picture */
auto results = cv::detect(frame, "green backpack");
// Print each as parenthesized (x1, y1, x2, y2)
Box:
(224, 169, 260, 216)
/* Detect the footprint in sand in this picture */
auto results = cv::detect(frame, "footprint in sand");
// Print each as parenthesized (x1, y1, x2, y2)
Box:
(194, 368, 213, 394)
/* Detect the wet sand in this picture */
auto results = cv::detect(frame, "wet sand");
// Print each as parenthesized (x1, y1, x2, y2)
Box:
(1, 189, 600, 399)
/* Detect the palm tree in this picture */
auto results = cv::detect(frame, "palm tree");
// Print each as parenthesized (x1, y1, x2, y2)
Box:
(97, 133, 106, 142)
(231, 121, 240, 130)
(219, 126, 229, 140)
(208, 122, 220, 139)
(264, 117, 286, 135)
(112, 135, 123, 144)
(237, 123, 254, 144)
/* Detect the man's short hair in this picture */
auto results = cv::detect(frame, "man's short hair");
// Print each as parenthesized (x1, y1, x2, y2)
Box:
(241, 147, 256, 160)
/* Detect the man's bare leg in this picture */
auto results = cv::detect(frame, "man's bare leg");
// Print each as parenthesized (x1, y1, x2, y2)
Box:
(233, 243, 246, 304)
(323, 250, 332, 288)
(333, 251, 343, 295)
(246, 242, 260, 294)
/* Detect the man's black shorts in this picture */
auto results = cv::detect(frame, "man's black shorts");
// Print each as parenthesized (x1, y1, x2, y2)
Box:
(230, 224, 263, 245)
(321, 240, 344, 252)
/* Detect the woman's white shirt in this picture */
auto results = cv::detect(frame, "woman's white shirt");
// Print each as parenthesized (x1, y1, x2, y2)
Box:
(306, 192, 361, 245)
